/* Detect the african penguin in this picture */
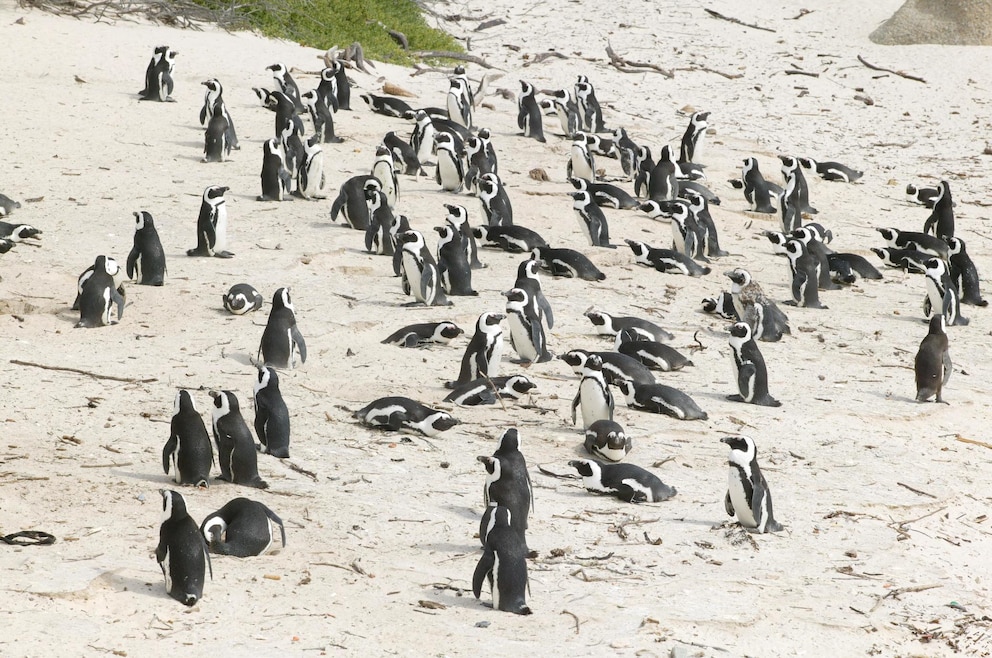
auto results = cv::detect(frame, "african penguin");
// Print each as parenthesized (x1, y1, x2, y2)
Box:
(571, 354, 614, 429)
(722, 436, 783, 533)
(450, 311, 504, 388)
(187, 185, 232, 258)
(353, 397, 458, 436)
(915, 314, 951, 403)
(473, 504, 532, 615)
(568, 459, 676, 503)
(253, 366, 290, 458)
(258, 287, 307, 369)
(200, 497, 286, 557)
(209, 390, 268, 489)
(156, 489, 211, 606)
(381, 321, 463, 348)
(126, 211, 166, 286)
(223, 284, 263, 315)
(727, 322, 780, 407)
(75, 255, 126, 328)
(164, 390, 213, 487)
(613, 379, 708, 421)
(584, 419, 631, 462)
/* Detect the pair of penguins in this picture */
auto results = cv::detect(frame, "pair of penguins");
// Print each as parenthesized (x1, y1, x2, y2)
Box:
(156, 489, 286, 606)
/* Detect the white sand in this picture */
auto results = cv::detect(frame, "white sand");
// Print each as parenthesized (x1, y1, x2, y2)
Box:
(1, 0, 991, 655)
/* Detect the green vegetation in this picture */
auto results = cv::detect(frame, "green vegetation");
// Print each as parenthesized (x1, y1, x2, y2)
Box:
(194, 0, 462, 64)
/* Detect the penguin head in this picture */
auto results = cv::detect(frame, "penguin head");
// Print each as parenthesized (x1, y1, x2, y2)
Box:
(209, 390, 238, 416)
(584, 310, 608, 329)
(929, 313, 947, 335)
(870, 247, 886, 261)
(496, 428, 520, 454)
(623, 238, 648, 257)
(435, 131, 455, 150)
(519, 80, 533, 93)
(569, 177, 588, 190)
(724, 268, 751, 286)
(438, 322, 464, 340)
(638, 200, 665, 220)
(300, 91, 317, 110)
(876, 227, 897, 243)
(255, 365, 279, 393)
(784, 240, 804, 258)
(453, 64, 466, 75)
(571, 131, 587, 144)
(613, 378, 634, 398)
(742, 156, 757, 172)
(203, 185, 228, 204)
(682, 189, 705, 211)
(506, 376, 536, 395)
(798, 157, 815, 170)
(201, 516, 227, 545)
(570, 190, 590, 206)
(635, 145, 652, 163)
(272, 287, 295, 314)
(266, 62, 287, 78)
(93, 254, 116, 276)
(805, 223, 833, 244)
(530, 247, 546, 265)
(375, 144, 391, 160)
(584, 354, 604, 372)
(728, 321, 753, 343)
(721, 436, 757, 465)
(502, 287, 528, 307)
(476, 454, 499, 477)
(763, 231, 788, 249)
(397, 230, 422, 247)
(559, 350, 588, 371)
(478, 128, 491, 140)
(778, 155, 797, 170)
(173, 389, 197, 417)
(925, 257, 945, 275)
(659, 145, 674, 162)
(946, 237, 963, 255)
(472, 226, 487, 240)
(433, 225, 454, 241)
(133, 211, 153, 232)
(614, 328, 640, 348)
(159, 489, 188, 523)
(692, 110, 710, 125)
(605, 427, 629, 450)
(480, 312, 505, 330)
(444, 204, 467, 223)
(430, 412, 459, 433)
(568, 459, 600, 479)
(517, 258, 540, 280)
(202, 78, 221, 93)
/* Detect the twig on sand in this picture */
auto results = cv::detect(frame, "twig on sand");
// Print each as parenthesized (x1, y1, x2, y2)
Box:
(676, 66, 743, 80)
(561, 610, 581, 634)
(606, 43, 674, 78)
(10, 359, 156, 384)
(703, 8, 775, 33)
(897, 481, 937, 499)
(871, 583, 942, 612)
(412, 50, 494, 69)
(956, 435, 992, 451)
(856, 55, 926, 84)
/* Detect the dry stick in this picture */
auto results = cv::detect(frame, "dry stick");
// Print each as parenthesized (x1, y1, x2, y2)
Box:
(561, 610, 581, 634)
(412, 51, 494, 69)
(528, 51, 568, 65)
(10, 359, 156, 384)
(956, 436, 992, 451)
(897, 481, 938, 499)
(785, 69, 820, 78)
(605, 43, 674, 78)
(856, 55, 926, 84)
(703, 8, 776, 33)
(871, 583, 942, 612)
(676, 66, 743, 80)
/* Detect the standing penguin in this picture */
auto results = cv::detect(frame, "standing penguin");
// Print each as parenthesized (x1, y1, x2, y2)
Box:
(258, 287, 307, 369)
(210, 391, 268, 489)
(571, 190, 612, 248)
(301, 89, 341, 144)
(740, 157, 778, 214)
(329, 59, 351, 110)
(679, 111, 709, 164)
(434, 224, 477, 296)
(258, 138, 291, 202)
(783, 239, 827, 309)
(298, 134, 326, 200)
(202, 100, 231, 163)
(571, 354, 614, 429)
(946, 237, 987, 307)
(410, 110, 438, 166)
(567, 132, 596, 182)
(267, 63, 304, 113)
(503, 287, 552, 363)
(648, 145, 679, 202)
(574, 75, 606, 132)
(398, 230, 450, 307)
(478, 173, 514, 227)
(140, 46, 177, 102)
(163, 390, 213, 487)
(513, 257, 554, 329)
(923, 257, 968, 326)
(480, 428, 533, 537)
(923, 180, 955, 241)
(444, 203, 485, 270)
(447, 77, 473, 129)
(780, 155, 817, 215)
(434, 131, 464, 193)
(915, 314, 951, 403)
(201, 498, 286, 557)
(517, 80, 546, 143)
(126, 211, 166, 286)
(721, 436, 783, 533)
(187, 185, 233, 258)
(280, 117, 305, 194)
(451, 312, 505, 388)
(371, 144, 400, 208)
(727, 322, 781, 407)
(473, 505, 532, 615)
(76, 255, 126, 328)
(156, 490, 211, 606)
(199, 79, 238, 150)
(253, 366, 291, 458)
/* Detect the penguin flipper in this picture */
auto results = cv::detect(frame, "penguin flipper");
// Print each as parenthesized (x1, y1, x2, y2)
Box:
(162, 434, 177, 475)
(537, 292, 555, 329)
(261, 505, 288, 548)
(724, 490, 735, 517)
(330, 192, 345, 222)
(126, 247, 138, 280)
(472, 548, 496, 600)
(111, 287, 126, 321)
(941, 350, 952, 386)
(291, 326, 307, 364)
(571, 392, 581, 425)
(737, 362, 757, 403)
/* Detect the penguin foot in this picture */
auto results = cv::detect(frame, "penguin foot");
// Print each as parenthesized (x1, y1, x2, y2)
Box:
(756, 397, 783, 407)
(186, 247, 210, 257)
(213, 251, 234, 258)
(726, 394, 744, 402)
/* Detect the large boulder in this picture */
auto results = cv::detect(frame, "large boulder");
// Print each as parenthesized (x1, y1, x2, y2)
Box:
(870, 0, 992, 45)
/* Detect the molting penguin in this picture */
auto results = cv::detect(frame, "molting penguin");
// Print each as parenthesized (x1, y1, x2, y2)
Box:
(76, 255, 126, 328)
(253, 366, 290, 458)
(727, 322, 780, 407)
(223, 284, 263, 315)
(568, 459, 676, 503)
(164, 390, 213, 487)
(210, 391, 268, 489)
(584, 419, 631, 462)
(126, 211, 166, 286)
(258, 287, 307, 369)
(473, 504, 532, 615)
(200, 498, 286, 557)
(915, 314, 951, 403)
(353, 397, 458, 436)
(450, 311, 504, 388)
(156, 489, 211, 606)
(721, 436, 783, 533)
(187, 185, 232, 258)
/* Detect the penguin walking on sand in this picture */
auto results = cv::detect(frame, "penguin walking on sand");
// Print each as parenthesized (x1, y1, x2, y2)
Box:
(947, 237, 987, 306)
(253, 366, 290, 458)
(915, 314, 951, 403)
(200, 498, 286, 557)
(568, 459, 676, 503)
(503, 287, 552, 363)
(473, 505, 532, 615)
(450, 312, 504, 388)
(188, 185, 232, 258)
(574, 75, 606, 133)
(258, 287, 307, 369)
(480, 428, 533, 537)
(725, 268, 790, 342)
(76, 255, 126, 328)
(571, 190, 612, 248)
(258, 138, 292, 202)
(572, 354, 614, 429)
(398, 230, 450, 307)
(126, 211, 166, 286)
(210, 391, 268, 489)
(164, 390, 213, 488)
(727, 322, 781, 407)
(722, 436, 783, 533)
(517, 80, 546, 142)
(156, 490, 211, 606)
(923, 180, 955, 241)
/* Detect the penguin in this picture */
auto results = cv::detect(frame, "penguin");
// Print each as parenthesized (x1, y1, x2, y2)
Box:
(450, 312, 504, 388)
(517, 80, 546, 142)
(613, 127, 639, 180)
(156, 490, 211, 606)
(721, 436, 783, 533)
(701, 292, 739, 320)
(584, 419, 631, 462)
(727, 322, 781, 407)
(568, 459, 676, 503)
(574, 74, 606, 132)
(267, 63, 304, 113)
(126, 211, 166, 286)
(915, 314, 951, 403)
(209, 390, 268, 489)
(363, 186, 396, 250)
(298, 134, 325, 200)
(199, 81, 238, 146)
(922, 180, 954, 241)
(827, 252, 883, 284)
(570, 177, 638, 210)
(624, 238, 710, 277)
(584, 310, 674, 342)
(725, 268, 791, 342)
(301, 89, 341, 144)
(478, 173, 514, 227)
(547, 88, 580, 137)
(0, 193, 21, 217)
(513, 257, 554, 329)
(398, 230, 450, 307)
(797, 157, 862, 183)
(260, 90, 304, 136)
(585, 132, 617, 159)
(389, 214, 413, 274)
(360, 93, 413, 118)
(780, 154, 817, 215)
(648, 145, 679, 202)
(353, 396, 458, 436)
(279, 117, 305, 194)
(223, 283, 263, 315)
(567, 132, 595, 182)
(531, 246, 606, 281)
(76, 255, 126, 328)
(473, 225, 548, 253)
(164, 390, 213, 488)
(660, 199, 707, 261)
(444, 375, 536, 406)
(682, 189, 727, 258)
(871, 247, 930, 274)
(632, 145, 656, 199)
(876, 227, 950, 261)
(382, 321, 463, 347)
(258, 287, 307, 369)
(200, 498, 286, 557)
(741, 157, 777, 213)
(443, 203, 485, 269)
(783, 239, 827, 309)
(257, 138, 291, 202)
(72, 256, 124, 312)
(202, 102, 231, 163)
(679, 111, 709, 164)
(0, 222, 41, 243)
(383, 131, 423, 175)
(434, 131, 464, 193)
(503, 287, 552, 363)
(253, 366, 290, 458)
(906, 183, 940, 208)
(434, 225, 477, 296)
(923, 257, 968, 326)
(371, 144, 400, 209)
(330, 175, 377, 230)
(472, 504, 532, 615)
(559, 349, 655, 387)
(446, 77, 473, 128)
(140, 46, 176, 102)
(410, 110, 438, 166)
(790, 226, 839, 290)
(187, 185, 232, 258)
(571, 354, 614, 429)
(613, 379, 708, 421)
(615, 329, 693, 371)
(571, 190, 612, 248)
(679, 179, 722, 206)
(466, 127, 498, 176)
(946, 237, 987, 306)
(480, 428, 533, 536)
(329, 59, 351, 110)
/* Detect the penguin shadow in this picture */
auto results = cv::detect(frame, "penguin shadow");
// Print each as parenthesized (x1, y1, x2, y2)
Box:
(224, 351, 257, 367)
(95, 569, 164, 601)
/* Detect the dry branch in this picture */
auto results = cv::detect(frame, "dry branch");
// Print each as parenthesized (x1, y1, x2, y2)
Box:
(703, 8, 775, 33)
(412, 50, 494, 69)
(605, 43, 673, 78)
(856, 55, 926, 84)
(10, 359, 156, 384)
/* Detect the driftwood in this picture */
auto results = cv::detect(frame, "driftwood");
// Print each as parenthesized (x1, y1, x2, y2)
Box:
(856, 54, 926, 84)
(703, 8, 776, 33)
(785, 69, 819, 78)
(10, 359, 156, 384)
(605, 43, 674, 79)
(527, 51, 567, 66)
(412, 50, 494, 69)
(676, 66, 743, 80)
(475, 18, 506, 31)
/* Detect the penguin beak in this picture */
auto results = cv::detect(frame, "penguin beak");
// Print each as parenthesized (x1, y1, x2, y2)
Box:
(476, 455, 491, 465)
(208, 390, 220, 400)
(719, 437, 732, 445)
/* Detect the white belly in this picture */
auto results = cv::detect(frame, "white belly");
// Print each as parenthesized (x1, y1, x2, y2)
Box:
(507, 314, 538, 362)
(579, 379, 611, 428)
(728, 469, 757, 528)
(402, 252, 424, 300)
